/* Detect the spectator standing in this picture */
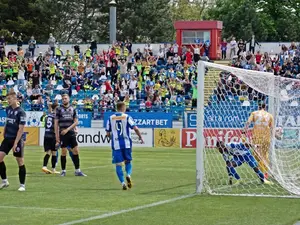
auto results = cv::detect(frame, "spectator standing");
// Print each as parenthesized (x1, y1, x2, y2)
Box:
(248, 34, 260, 54)
(185, 48, 193, 65)
(237, 39, 245, 56)
(73, 44, 80, 54)
(47, 33, 56, 57)
(17, 36, 23, 51)
(204, 40, 210, 58)
(220, 38, 227, 60)
(55, 44, 63, 61)
(90, 40, 97, 56)
(191, 44, 200, 63)
(125, 40, 132, 54)
(28, 36, 36, 57)
(173, 43, 179, 55)
(230, 37, 237, 58)
(40, 112, 46, 127)
(0, 36, 6, 49)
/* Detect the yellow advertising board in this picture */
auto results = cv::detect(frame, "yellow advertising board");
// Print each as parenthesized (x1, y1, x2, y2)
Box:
(154, 128, 181, 148)
(0, 127, 39, 146)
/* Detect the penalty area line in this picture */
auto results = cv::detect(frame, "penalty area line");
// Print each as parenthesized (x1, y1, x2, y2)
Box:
(57, 193, 197, 225)
(0, 205, 108, 213)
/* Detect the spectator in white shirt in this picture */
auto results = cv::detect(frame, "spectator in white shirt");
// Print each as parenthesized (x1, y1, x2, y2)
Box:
(173, 43, 179, 54)
(129, 76, 137, 99)
(47, 33, 56, 56)
(230, 37, 237, 58)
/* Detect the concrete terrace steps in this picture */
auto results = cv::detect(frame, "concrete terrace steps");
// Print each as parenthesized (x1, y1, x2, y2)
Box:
(203, 60, 230, 104)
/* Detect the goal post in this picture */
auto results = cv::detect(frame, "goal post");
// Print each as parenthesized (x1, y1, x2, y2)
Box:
(196, 61, 205, 193)
(196, 60, 300, 198)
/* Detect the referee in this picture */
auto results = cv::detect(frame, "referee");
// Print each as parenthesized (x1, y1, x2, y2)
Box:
(0, 89, 27, 191)
(54, 94, 86, 176)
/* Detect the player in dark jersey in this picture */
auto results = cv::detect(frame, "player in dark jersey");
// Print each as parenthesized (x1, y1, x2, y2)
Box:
(54, 94, 86, 176)
(0, 89, 27, 191)
(42, 103, 60, 174)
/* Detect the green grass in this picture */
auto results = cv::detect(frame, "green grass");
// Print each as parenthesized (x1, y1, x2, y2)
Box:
(0, 147, 300, 225)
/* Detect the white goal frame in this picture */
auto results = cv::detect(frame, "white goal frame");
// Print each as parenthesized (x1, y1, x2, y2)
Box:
(195, 61, 300, 198)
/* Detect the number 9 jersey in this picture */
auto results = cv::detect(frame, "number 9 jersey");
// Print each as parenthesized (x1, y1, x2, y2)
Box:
(105, 113, 136, 151)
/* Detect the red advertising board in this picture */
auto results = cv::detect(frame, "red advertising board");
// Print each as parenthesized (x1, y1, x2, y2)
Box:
(181, 129, 252, 148)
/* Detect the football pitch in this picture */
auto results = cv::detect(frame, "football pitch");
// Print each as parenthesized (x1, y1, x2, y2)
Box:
(1, 147, 300, 225)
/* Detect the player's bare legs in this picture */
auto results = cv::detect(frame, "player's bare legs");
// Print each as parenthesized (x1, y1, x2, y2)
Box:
(0, 152, 9, 189)
(16, 156, 26, 191)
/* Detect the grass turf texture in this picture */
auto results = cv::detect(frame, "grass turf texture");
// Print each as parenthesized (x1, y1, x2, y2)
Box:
(0, 147, 299, 225)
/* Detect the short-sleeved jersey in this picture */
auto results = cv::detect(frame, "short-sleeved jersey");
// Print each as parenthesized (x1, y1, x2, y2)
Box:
(55, 105, 77, 136)
(248, 110, 274, 139)
(223, 142, 251, 161)
(105, 113, 136, 151)
(44, 113, 55, 138)
(5, 106, 26, 138)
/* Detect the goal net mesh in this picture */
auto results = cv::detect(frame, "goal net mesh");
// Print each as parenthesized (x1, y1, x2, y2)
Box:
(200, 61, 300, 198)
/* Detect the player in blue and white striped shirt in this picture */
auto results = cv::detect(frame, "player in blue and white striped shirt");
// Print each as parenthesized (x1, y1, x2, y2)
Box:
(106, 102, 144, 190)
(216, 140, 272, 185)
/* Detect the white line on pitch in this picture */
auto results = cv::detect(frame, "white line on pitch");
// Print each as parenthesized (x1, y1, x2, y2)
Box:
(57, 193, 196, 225)
(0, 205, 107, 213)
(8, 165, 110, 178)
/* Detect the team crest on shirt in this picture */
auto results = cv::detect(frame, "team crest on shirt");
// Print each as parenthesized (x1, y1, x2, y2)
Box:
(61, 108, 65, 113)
(14, 111, 18, 116)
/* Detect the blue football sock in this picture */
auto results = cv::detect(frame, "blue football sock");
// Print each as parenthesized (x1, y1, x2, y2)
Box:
(56, 151, 59, 164)
(125, 162, 132, 176)
(229, 167, 240, 180)
(255, 169, 265, 182)
(226, 167, 232, 177)
(116, 165, 124, 183)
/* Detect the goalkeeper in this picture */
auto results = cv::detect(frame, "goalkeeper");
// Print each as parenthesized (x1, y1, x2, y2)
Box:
(245, 103, 274, 178)
(216, 140, 272, 185)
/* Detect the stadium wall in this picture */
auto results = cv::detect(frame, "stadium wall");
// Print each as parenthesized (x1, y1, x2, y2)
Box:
(4, 42, 289, 56)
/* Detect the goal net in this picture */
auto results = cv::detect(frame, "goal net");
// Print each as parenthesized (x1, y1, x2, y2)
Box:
(196, 61, 300, 198)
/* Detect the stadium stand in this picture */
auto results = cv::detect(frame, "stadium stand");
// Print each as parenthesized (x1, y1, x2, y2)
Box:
(0, 39, 299, 122)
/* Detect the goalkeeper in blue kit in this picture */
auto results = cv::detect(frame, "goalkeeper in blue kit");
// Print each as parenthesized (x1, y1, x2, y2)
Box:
(216, 141, 272, 185)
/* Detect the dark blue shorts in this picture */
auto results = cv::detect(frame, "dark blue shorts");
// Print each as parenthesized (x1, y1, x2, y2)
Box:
(112, 148, 132, 164)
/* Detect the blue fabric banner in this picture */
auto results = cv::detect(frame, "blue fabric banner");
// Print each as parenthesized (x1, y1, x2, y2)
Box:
(103, 112, 173, 128)
(78, 112, 92, 128)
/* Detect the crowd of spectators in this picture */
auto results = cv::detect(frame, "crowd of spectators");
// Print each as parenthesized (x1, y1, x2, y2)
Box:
(213, 40, 300, 105)
(0, 34, 202, 119)
(1, 33, 298, 116)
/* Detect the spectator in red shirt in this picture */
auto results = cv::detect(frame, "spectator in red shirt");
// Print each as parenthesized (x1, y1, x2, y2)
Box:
(255, 51, 263, 64)
(145, 97, 152, 112)
(105, 80, 112, 92)
(185, 48, 193, 65)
